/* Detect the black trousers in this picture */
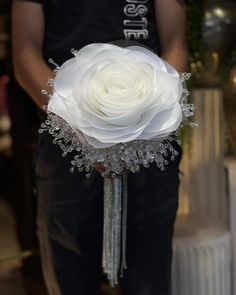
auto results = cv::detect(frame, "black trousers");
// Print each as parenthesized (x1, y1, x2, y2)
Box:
(35, 132, 181, 295)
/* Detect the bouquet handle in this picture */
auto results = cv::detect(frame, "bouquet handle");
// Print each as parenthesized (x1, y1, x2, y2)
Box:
(103, 171, 128, 286)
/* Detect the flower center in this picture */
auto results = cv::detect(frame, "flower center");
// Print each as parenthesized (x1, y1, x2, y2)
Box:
(104, 79, 132, 95)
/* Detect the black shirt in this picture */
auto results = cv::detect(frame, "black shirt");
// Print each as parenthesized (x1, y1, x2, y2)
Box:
(26, 0, 160, 65)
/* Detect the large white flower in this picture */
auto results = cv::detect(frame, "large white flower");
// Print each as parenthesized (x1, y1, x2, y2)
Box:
(48, 43, 183, 148)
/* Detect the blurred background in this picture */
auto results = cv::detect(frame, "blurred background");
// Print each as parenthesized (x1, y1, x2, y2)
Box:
(0, 0, 236, 294)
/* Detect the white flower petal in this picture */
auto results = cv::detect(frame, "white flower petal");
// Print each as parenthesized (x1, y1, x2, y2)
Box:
(154, 71, 183, 109)
(76, 43, 121, 61)
(53, 57, 78, 97)
(48, 92, 76, 126)
(162, 59, 180, 76)
(141, 103, 182, 137)
(77, 107, 158, 143)
(48, 92, 90, 129)
(50, 43, 184, 146)
(127, 46, 167, 72)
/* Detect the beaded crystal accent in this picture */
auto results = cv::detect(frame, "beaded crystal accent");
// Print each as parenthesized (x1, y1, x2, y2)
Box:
(39, 72, 194, 177)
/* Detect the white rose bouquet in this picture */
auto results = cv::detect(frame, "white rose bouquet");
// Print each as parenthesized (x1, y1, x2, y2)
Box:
(40, 42, 194, 286)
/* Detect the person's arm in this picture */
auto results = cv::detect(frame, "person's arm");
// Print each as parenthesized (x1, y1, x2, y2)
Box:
(12, 1, 52, 108)
(155, 0, 188, 72)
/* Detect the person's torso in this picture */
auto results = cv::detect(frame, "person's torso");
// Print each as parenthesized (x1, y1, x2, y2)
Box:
(42, 0, 160, 65)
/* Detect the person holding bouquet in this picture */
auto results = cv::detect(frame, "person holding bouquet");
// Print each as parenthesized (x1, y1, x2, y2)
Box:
(12, 1, 187, 294)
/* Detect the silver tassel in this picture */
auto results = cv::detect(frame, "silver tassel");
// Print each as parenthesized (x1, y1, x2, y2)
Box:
(121, 171, 128, 276)
(103, 172, 128, 286)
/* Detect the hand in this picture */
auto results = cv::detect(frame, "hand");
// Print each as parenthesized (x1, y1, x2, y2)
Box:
(95, 163, 111, 178)
(95, 163, 106, 174)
